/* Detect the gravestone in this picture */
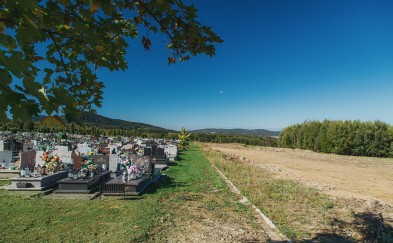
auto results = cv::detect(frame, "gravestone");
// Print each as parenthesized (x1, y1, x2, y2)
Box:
(77, 144, 92, 155)
(151, 145, 157, 156)
(20, 150, 37, 170)
(92, 155, 109, 170)
(23, 144, 29, 151)
(72, 152, 83, 170)
(109, 154, 119, 172)
(52, 150, 73, 164)
(144, 147, 152, 156)
(130, 155, 153, 174)
(0, 151, 13, 168)
(156, 147, 165, 157)
(33, 145, 41, 151)
(35, 151, 46, 167)
(55, 146, 69, 151)
(165, 144, 178, 160)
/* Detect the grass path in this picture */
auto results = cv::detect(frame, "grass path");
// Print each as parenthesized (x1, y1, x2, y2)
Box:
(0, 144, 268, 242)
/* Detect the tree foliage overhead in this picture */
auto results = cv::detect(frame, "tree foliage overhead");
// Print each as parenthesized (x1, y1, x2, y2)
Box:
(0, 0, 223, 122)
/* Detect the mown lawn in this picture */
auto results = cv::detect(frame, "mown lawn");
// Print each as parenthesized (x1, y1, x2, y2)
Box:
(0, 144, 261, 242)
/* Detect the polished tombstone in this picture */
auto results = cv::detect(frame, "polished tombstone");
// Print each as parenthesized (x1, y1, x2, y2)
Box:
(92, 155, 109, 171)
(143, 147, 152, 156)
(156, 147, 165, 157)
(20, 150, 37, 170)
(52, 150, 73, 164)
(151, 145, 157, 156)
(0, 151, 12, 168)
(164, 144, 178, 161)
(35, 151, 45, 167)
(108, 154, 121, 178)
(0, 150, 19, 178)
(55, 171, 111, 194)
(71, 152, 83, 170)
(8, 171, 69, 191)
(129, 154, 154, 174)
(152, 147, 168, 165)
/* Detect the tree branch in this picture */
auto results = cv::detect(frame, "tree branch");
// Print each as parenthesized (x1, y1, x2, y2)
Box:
(48, 32, 73, 85)
(140, 3, 183, 57)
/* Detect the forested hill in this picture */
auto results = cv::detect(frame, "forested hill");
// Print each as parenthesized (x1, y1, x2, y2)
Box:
(191, 128, 280, 137)
(33, 112, 173, 133)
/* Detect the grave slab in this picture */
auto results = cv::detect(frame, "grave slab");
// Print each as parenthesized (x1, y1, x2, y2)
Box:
(101, 174, 151, 196)
(55, 171, 111, 194)
(8, 171, 69, 191)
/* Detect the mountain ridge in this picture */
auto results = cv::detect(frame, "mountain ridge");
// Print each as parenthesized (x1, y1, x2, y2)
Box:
(33, 113, 280, 136)
(33, 112, 174, 133)
(191, 128, 280, 137)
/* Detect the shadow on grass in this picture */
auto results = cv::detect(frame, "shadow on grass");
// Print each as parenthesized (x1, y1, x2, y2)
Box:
(144, 175, 188, 195)
(167, 162, 178, 166)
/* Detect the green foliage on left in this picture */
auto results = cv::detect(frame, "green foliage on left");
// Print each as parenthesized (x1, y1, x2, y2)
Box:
(0, 0, 223, 122)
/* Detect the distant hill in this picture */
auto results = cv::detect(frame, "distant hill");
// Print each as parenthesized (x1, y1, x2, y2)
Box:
(191, 128, 280, 137)
(33, 112, 174, 133)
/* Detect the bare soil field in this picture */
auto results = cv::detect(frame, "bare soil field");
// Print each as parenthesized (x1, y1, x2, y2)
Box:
(203, 143, 393, 228)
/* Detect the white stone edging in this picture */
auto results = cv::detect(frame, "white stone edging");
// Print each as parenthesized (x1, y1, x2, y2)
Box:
(210, 161, 291, 242)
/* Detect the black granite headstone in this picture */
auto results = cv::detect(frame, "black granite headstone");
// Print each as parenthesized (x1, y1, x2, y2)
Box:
(144, 148, 152, 156)
(156, 148, 165, 157)
(92, 155, 109, 170)
(151, 145, 157, 156)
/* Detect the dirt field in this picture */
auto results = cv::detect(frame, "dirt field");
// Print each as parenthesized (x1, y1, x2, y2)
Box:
(203, 143, 393, 226)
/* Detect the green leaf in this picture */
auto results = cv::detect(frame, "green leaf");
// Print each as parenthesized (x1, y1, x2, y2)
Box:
(23, 76, 41, 93)
(22, 14, 38, 30)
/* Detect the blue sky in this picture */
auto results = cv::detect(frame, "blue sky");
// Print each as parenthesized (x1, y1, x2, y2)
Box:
(97, 0, 393, 131)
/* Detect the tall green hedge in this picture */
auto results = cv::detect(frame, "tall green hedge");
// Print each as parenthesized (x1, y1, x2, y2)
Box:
(278, 120, 393, 157)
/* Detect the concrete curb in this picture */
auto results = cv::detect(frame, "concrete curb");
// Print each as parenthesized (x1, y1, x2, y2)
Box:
(209, 161, 291, 242)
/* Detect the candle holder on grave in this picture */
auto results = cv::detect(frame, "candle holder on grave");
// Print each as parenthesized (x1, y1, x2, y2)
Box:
(68, 170, 74, 180)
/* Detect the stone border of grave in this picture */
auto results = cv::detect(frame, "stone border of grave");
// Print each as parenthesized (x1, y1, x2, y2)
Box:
(100, 164, 164, 198)
(55, 171, 112, 194)
(7, 171, 69, 191)
(0, 170, 20, 178)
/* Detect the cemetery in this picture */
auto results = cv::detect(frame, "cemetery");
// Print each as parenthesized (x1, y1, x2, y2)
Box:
(0, 133, 177, 198)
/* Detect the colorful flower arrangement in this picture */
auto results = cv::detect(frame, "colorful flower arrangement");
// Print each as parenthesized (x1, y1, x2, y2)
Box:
(136, 148, 144, 156)
(41, 152, 63, 174)
(128, 165, 139, 175)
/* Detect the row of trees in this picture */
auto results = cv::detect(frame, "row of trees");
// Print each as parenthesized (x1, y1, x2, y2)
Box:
(279, 120, 393, 157)
(191, 133, 278, 147)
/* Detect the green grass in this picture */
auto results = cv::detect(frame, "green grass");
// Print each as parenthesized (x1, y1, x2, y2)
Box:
(0, 144, 261, 242)
(0, 180, 10, 186)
